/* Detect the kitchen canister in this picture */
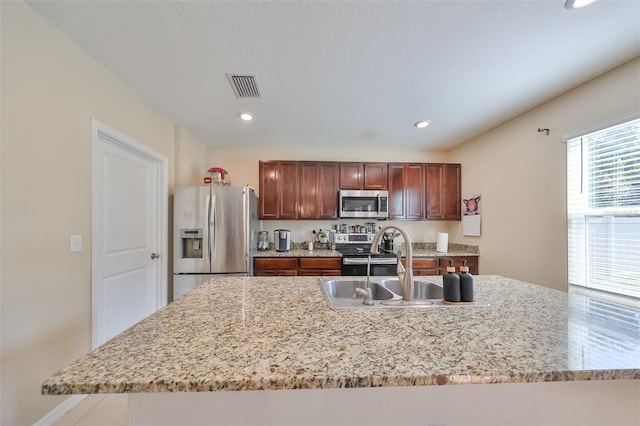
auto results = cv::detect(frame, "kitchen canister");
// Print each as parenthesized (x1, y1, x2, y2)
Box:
(257, 231, 269, 251)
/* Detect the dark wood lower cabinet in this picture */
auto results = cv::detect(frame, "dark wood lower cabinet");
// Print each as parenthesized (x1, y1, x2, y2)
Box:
(402, 256, 479, 276)
(253, 258, 298, 276)
(254, 257, 341, 276)
(438, 256, 479, 275)
(402, 257, 440, 276)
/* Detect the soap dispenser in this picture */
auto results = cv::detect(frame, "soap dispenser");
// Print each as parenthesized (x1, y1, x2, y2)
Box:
(459, 259, 475, 302)
(443, 260, 461, 302)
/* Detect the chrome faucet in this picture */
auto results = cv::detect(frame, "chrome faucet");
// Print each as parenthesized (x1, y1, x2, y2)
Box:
(370, 225, 414, 302)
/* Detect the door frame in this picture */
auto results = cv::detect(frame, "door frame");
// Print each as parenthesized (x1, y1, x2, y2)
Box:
(91, 119, 168, 349)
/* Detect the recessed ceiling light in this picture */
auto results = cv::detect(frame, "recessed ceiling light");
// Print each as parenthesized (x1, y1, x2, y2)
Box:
(239, 113, 253, 121)
(414, 120, 430, 129)
(564, 0, 597, 9)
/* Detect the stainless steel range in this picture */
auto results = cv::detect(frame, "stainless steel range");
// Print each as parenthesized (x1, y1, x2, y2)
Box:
(332, 232, 397, 276)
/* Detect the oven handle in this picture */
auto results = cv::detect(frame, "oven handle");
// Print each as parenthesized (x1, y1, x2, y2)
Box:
(343, 257, 398, 265)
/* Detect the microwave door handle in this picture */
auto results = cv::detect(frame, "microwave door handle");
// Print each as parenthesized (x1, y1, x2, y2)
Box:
(377, 194, 381, 214)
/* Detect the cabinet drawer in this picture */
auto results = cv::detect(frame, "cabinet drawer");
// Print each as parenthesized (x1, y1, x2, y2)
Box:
(299, 257, 341, 270)
(409, 258, 439, 269)
(414, 270, 440, 276)
(254, 270, 298, 276)
(254, 258, 298, 270)
(298, 270, 341, 276)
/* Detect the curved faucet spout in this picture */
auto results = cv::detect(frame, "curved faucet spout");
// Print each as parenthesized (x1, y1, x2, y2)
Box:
(370, 225, 414, 302)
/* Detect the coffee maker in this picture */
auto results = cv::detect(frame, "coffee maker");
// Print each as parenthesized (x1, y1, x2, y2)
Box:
(274, 229, 291, 252)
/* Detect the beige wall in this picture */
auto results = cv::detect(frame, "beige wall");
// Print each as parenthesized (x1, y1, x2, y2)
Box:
(0, 2, 176, 424)
(174, 125, 206, 187)
(447, 57, 640, 290)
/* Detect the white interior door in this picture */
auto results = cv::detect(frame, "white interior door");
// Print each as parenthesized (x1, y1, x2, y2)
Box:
(92, 120, 168, 348)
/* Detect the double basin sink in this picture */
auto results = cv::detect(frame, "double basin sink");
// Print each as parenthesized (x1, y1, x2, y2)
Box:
(319, 277, 488, 309)
(321, 277, 439, 309)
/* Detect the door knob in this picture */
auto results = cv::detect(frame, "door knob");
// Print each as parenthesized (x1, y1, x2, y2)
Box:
(151, 253, 160, 259)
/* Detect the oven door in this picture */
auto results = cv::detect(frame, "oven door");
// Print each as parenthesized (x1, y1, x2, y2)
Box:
(341, 257, 397, 276)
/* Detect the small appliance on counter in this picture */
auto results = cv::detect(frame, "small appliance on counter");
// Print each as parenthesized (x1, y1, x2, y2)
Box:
(257, 231, 269, 251)
(274, 229, 291, 252)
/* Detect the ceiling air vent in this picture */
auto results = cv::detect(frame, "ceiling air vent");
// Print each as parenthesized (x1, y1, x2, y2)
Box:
(226, 73, 261, 98)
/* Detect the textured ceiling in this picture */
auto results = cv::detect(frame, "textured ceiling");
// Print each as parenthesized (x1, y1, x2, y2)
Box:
(28, 1, 640, 150)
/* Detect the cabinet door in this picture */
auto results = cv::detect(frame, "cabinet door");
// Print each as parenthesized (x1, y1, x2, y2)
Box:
(426, 163, 461, 220)
(363, 163, 388, 189)
(259, 161, 279, 219)
(318, 163, 339, 219)
(279, 162, 299, 219)
(339, 163, 363, 189)
(259, 161, 299, 219)
(299, 162, 338, 219)
(442, 164, 461, 220)
(299, 162, 320, 219)
(388, 163, 423, 220)
(388, 164, 406, 219)
(405, 164, 424, 219)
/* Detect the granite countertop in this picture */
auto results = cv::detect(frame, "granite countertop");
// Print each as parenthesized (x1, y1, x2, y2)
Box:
(254, 248, 343, 257)
(42, 275, 640, 395)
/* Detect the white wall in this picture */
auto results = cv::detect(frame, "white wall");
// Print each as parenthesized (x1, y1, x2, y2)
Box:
(447, 57, 640, 290)
(0, 3, 177, 424)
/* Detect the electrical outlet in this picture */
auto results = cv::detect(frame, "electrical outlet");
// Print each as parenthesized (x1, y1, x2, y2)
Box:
(70, 235, 82, 253)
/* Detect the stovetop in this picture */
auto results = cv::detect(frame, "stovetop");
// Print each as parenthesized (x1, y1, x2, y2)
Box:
(332, 232, 396, 257)
(335, 244, 396, 258)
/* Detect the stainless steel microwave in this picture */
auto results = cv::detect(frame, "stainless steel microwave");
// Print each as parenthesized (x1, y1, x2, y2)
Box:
(338, 190, 389, 219)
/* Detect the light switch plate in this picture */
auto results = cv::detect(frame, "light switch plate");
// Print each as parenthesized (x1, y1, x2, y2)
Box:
(70, 235, 82, 253)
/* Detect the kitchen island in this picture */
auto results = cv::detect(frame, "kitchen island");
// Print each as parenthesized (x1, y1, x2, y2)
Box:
(43, 275, 640, 425)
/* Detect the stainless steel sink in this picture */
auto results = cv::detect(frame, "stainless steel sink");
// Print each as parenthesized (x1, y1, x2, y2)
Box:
(379, 279, 443, 300)
(322, 279, 396, 301)
(319, 277, 489, 309)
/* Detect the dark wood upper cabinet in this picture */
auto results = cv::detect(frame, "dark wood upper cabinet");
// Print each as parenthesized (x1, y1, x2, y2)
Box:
(260, 160, 460, 221)
(339, 163, 388, 190)
(259, 161, 279, 219)
(279, 162, 300, 219)
(425, 163, 461, 220)
(299, 162, 339, 219)
(339, 163, 362, 190)
(388, 163, 424, 220)
(318, 163, 339, 218)
(363, 163, 388, 190)
(259, 161, 299, 219)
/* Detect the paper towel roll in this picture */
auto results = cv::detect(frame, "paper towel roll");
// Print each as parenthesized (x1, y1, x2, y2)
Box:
(436, 232, 449, 253)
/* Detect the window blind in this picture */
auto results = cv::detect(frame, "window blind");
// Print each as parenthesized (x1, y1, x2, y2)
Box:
(567, 118, 640, 299)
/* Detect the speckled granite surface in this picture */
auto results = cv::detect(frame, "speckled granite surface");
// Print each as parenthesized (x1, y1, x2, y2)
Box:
(254, 248, 343, 257)
(42, 275, 640, 395)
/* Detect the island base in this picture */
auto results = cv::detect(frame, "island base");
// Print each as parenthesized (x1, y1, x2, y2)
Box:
(129, 379, 639, 425)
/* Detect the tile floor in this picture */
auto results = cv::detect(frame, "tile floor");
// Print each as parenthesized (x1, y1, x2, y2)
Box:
(53, 394, 128, 426)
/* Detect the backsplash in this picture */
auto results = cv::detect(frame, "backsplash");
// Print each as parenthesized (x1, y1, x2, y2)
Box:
(261, 241, 479, 254)
(260, 219, 452, 245)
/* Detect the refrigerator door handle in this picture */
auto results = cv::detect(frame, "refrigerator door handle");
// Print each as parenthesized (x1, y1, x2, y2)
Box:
(210, 192, 216, 264)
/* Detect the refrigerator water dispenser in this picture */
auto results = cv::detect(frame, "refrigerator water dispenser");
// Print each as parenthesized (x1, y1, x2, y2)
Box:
(180, 229, 203, 258)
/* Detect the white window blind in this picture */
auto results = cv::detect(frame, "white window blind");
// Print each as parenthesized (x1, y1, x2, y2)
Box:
(567, 118, 640, 299)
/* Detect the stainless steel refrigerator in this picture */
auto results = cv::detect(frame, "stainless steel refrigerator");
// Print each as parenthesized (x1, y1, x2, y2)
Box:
(173, 185, 258, 300)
